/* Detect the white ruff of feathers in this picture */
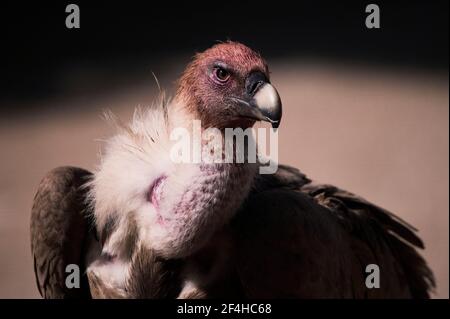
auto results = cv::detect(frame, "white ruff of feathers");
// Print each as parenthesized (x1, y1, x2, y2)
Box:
(88, 96, 258, 262)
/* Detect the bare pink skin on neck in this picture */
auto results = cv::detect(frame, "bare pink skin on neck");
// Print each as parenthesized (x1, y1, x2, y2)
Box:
(148, 176, 167, 225)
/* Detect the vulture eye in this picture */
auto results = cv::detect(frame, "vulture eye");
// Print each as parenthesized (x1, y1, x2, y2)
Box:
(213, 67, 230, 83)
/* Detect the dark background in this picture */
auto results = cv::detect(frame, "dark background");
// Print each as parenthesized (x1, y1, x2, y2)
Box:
(1, 0, 448, 107)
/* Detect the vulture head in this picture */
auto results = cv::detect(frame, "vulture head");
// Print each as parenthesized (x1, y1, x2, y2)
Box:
(89, 42, 282, 267)
(176, 41, 282, 129)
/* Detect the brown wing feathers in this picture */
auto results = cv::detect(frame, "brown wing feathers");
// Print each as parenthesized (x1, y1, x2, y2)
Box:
(30, 166, 94, 298)
(299, 177, 435, 298)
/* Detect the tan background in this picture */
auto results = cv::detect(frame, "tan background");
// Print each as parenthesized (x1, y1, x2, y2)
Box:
(0, 57, 448, 298)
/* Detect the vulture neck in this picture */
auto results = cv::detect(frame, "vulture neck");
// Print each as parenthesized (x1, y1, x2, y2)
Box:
(95, 98, 259, 264)
(147, 99, 259, 257)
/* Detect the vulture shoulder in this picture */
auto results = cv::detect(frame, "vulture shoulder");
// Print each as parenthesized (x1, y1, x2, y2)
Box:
(30, 167, 183, 299)
(30, 166, 94, 298)
(233, 165, 435, 298)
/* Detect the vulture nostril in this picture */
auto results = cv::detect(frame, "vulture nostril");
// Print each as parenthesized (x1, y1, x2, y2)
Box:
(246, 71, 268, 96)
(249, 81, 263, 96)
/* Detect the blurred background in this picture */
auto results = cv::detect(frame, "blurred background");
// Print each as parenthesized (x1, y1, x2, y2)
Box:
(0, 1, 448, 298)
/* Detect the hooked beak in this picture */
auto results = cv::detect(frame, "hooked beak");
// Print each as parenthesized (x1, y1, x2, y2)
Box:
(249, 82, 282, 129)
(231, 72, 282, 129)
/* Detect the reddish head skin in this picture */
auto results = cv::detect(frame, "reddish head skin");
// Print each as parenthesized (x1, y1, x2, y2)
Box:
(175, 41, 270, 129)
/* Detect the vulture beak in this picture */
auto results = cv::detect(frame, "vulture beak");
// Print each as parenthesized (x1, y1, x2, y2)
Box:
(231, 71, 282, 129)
(249, 82, 282, 129)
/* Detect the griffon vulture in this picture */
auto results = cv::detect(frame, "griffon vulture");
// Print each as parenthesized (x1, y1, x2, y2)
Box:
(31, 42, 435, 298)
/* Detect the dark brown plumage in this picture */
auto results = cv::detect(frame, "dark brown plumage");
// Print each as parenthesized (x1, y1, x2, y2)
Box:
(30, 167, 93, 298)
(233, 165, 435, 298)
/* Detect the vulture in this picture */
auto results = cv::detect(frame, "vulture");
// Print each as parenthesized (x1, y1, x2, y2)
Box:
(31, 41, 435, 299)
